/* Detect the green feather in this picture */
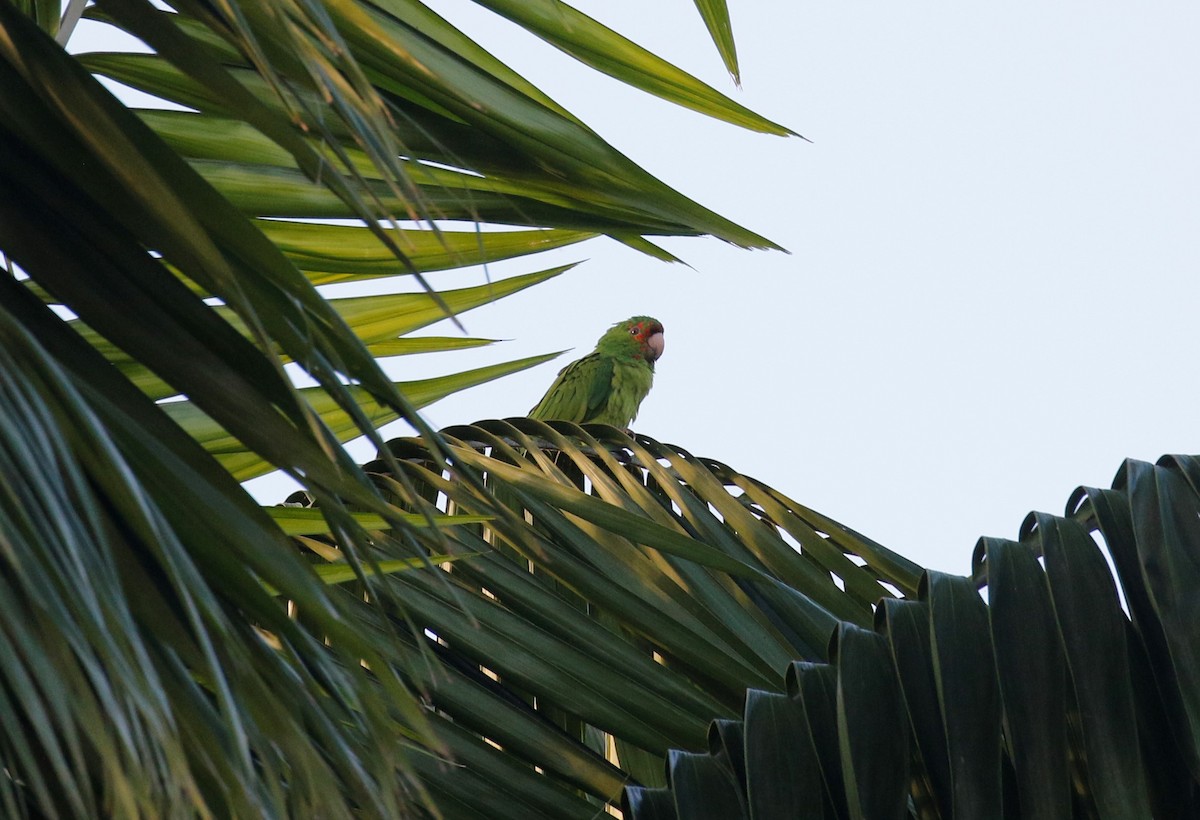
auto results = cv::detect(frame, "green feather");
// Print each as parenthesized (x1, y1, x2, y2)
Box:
(529, 316, 663, 428)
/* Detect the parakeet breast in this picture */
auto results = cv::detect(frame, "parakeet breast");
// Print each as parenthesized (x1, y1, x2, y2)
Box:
(589, 356, 654, 427)
(528, 315, 663, 429)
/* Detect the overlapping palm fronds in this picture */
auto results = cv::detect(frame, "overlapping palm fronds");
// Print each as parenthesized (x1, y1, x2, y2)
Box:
(0, 0, 793, 815)
(623, 455, 1200, 820)
(10, 2, 1190, 818)
(279, 420, 921, 817)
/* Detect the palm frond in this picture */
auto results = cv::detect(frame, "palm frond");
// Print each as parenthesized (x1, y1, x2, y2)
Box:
(625, 455, 1200, 819)
(0, 0, 796, 814)
(691, 0, 739, 84)
(275, 421, 919, 815)
(468, 0, 791, 134)
(0, 282, 427, 818)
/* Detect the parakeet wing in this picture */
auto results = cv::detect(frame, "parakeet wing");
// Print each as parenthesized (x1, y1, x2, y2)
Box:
(529, 353, 614, 422)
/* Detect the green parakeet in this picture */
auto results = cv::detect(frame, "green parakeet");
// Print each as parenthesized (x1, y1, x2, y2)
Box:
(529, 316, 665, 428)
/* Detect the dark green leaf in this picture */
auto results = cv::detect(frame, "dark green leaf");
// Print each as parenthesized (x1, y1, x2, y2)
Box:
(1077, 484, 1200, 783)
(787, 663, 846, 819)
(743, 689, 826, 820)
(979, 538, 1071, 819)
(1035, 512, 1155, 817)
(923, 570, 1003, 818)
(669, 750, 748, 820)
(0, 286, 422, 816)
(876, 598, 950, 819)
(411, 716, 601, 819)
(709, 718, 748, 799)
(833, 624, 909, 820)
(1124, 458, 1200, 775)
(624, 787, 680, 820)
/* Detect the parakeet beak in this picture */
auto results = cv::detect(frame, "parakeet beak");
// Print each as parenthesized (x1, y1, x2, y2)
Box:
(645, 331, 665, 362)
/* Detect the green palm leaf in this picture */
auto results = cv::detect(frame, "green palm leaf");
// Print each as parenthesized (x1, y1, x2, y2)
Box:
(258, 421, 921, 814)
(0, 283, 430, 818)
(0, 0, 918, 816)
(691, 0, 740, 83)
(469, 0, 790, 134)
(624, 455, 1200, 819)
(170, 353, 563, 480)
(69, 265, 573, 401)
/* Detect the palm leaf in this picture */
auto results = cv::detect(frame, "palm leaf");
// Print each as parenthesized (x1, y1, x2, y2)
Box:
(469, 0, 791, 134)
(266, 506, 490, 535)
(171, 353, 564, 480)
(70, 265, 573, 401)
(0, 0, 798, 814)
(0, 2, 426, 509)
(625, 455, 1200, 819)
(83, 1, 783, 248)
(692, 0, 740, 84)
(265, 421, 922, 815)
(0, 281, 432, 818)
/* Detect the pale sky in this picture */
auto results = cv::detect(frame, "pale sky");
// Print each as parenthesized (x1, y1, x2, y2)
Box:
(81, 3, 1200, 574)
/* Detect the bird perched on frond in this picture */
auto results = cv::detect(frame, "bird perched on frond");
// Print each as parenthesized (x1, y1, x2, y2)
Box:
(529, 316, 664, 429)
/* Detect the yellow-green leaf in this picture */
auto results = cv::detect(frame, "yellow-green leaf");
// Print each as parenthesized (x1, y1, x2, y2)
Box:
(264, 506, 491, 535)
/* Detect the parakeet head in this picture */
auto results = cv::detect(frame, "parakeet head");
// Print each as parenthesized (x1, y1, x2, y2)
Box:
(597, 316, 665, 364)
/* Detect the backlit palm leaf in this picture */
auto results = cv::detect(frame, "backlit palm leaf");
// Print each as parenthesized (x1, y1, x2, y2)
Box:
(0, 0, 791, 815)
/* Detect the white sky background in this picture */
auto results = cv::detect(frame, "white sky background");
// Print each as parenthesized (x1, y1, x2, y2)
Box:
(80, 3, 1200, 574)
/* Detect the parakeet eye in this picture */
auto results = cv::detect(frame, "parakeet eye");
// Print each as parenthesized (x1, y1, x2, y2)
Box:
(629, 327, 639, 336)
